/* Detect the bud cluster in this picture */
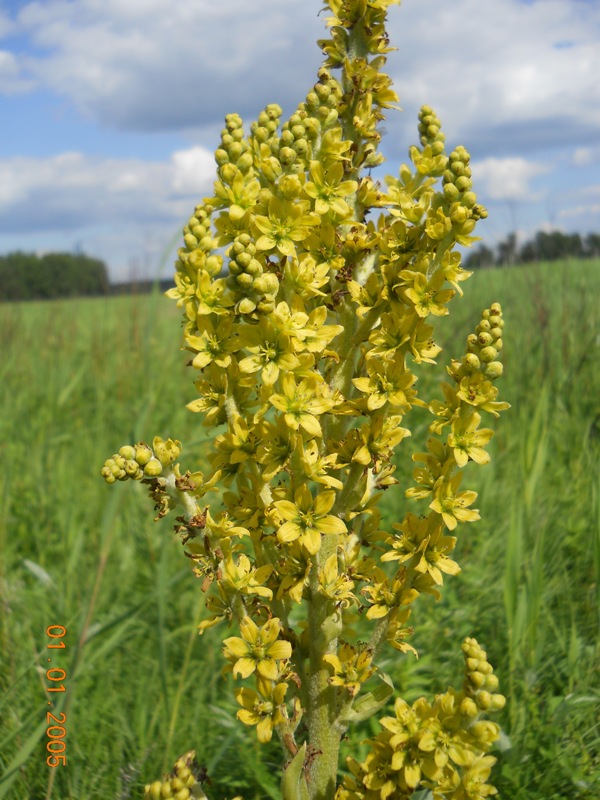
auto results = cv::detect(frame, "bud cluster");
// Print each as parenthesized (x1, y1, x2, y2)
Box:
(144, 751, 207, 800)
(100, 437, 181, 484)
(226, 233, 280, 315)
(443, 146, 488, 232)
(450, 303, 507, 386)
(462, 637, 506, 714)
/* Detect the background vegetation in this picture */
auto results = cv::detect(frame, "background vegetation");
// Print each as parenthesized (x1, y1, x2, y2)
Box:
(1, 258, 598, 799)
(466, 230, 600, 269)
(0, 252, 109, 301)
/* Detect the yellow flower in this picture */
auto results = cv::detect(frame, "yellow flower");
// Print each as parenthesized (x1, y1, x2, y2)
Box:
(323, 642, 375, 696)
(269, 373, 333, 437)
(235, 682, 288, 743)
(273, 486, 347, 554)
(253, 196, 319, 257)
(352, 356, 417, 412)
(403, 272, 454, 318)
(186, 316, 240, 370)
(223, 617, 291, 680)
(430, 474, 479, 530)
(447, 410, 493, 468)
(304, 160, 358, 217)
(238, 317, 300, 385)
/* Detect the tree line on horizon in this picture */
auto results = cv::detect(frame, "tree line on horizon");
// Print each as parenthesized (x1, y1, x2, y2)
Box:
(0, 251, 110, 301)
(465, 230, 600, 269)
(1, 231, 599, 302)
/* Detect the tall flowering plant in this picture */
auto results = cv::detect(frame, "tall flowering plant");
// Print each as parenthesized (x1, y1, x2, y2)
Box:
(101, 2, 509, 798)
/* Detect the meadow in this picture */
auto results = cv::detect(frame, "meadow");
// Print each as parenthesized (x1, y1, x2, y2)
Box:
(1, 259, 599, 799)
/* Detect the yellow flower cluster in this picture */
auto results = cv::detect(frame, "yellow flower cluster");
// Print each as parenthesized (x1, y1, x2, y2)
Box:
(102, 1, 509, 797)
(337, 639, 505, 800)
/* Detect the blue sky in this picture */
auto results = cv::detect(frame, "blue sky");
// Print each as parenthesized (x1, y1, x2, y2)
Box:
(1, 0, 599, 281)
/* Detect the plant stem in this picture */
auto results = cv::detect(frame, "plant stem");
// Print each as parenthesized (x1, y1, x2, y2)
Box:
(306, 533, 341, 800)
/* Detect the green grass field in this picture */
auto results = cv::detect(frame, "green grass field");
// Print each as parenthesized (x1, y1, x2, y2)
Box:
(1, 260, 599, 799)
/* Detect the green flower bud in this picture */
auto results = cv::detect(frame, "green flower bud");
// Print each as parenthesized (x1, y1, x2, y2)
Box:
(461, 191, 477, 208)
(477, 319, 491, 332)
(119, 445, 136, 460)
(219, 163, 238, 184)
(451, 206, 469, 225)
(173, 790, 190, 800)
(470, 671, 486, 688)
(144, 458, 163, 477)
(466, 333, 479, 351)
(443, 183, 460, 203)
(466, 657, 479, 672)
(494, 338, 503, 351)
(477, 690, 492, 709)
(153, 436, 181, 466)
(455, 176, 472, 192)
(490, 326, 503, 340)
(125, 459, 140, 477)
(237, 152, 254, 171)
(101, 468, 116, 484)
(480, 346, 498, 363)
(235, 252, 252, 268)
(215, 148, 229, 165)
(183, 234, 198, 251)
(237, 297, 257, 314)
(491, 693, 506, 710)
(485, 673, 499, 691)
(247, 259, 264, 277)
(145, 781, 163, 800)
(293, 138, 309, 156)
(463, 353, 481, 370)
(485, 361, 503, 379)
(477, 332, 493, 346)
(306, 91, 319, 110)
(315, 83, 331, 100)
(262, 273, 280, 294)
(135, 444, 153, 466)
(460, 697, 479, 717)
(252, 276, 268, 293)
(257, 298, 276, 314)
(279, 147, 297, 165)
(237, 273, 254, 288)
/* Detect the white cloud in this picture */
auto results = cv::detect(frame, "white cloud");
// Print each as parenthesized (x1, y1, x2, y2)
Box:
(0, 49, 33, 92)
(0, 145, 215, 228)
(471, 157, 550, 201)
(2, 0, 595, 153)
(385, 0, 600, 155)
(573, 146, 600, 167)
(5, 0, 323, 131)
(559, 203, 600, 219)
(0, 145, 216, 278)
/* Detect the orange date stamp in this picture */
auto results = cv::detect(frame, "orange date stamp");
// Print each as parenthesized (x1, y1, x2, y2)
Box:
(45, 625, 67, 767)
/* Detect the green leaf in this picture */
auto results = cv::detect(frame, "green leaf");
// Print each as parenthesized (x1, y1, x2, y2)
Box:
(281, 742, 308, 800)
(339, 671, 395, 723)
